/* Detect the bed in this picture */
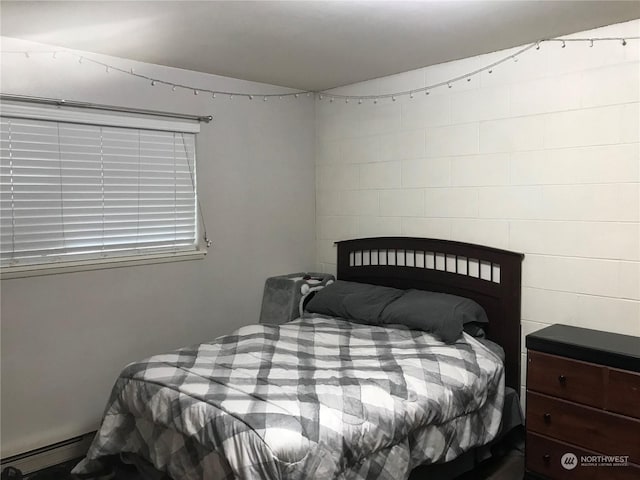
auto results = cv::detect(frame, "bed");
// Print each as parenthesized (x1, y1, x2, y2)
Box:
(73, 237, 524, 480)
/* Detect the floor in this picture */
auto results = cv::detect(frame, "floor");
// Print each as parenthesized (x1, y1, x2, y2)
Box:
(20, 459, 141, 480)
(458, 451, 524, 479)
(20, 450, 524, 480)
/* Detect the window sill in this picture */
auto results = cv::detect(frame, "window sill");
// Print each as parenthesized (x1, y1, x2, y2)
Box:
(1, 249, 207, 280)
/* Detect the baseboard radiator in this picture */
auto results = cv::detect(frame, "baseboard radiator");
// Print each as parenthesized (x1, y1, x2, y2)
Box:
(0, 432, 95, 475)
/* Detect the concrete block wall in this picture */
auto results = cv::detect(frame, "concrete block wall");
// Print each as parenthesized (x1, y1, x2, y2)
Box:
(315, 20, 640, 403)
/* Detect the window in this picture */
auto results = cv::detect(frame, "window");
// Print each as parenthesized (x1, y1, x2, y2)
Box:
(1, 103, 202, 276)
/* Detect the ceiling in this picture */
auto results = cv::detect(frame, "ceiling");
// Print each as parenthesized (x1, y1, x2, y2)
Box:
(2, 1, 639, 91)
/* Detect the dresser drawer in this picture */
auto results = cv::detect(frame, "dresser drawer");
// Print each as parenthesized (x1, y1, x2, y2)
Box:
(527, 350, 605, 407)
(527, 432, 640, 480)
(526, 391, 640, 463)
(606, 368, 640, 419)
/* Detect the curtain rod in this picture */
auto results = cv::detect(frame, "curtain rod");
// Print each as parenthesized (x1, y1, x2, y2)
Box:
(0, 94, 213, 123)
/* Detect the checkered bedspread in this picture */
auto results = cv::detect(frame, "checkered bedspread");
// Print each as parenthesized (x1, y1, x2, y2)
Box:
(73, 316, 504, 480)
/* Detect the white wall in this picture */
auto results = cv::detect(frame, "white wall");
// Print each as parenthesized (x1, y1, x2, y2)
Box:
(315, 20, 640, 402)
(0, 37, 316, 457)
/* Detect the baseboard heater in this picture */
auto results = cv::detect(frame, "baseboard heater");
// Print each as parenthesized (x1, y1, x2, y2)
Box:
(0, 431, 95, 475)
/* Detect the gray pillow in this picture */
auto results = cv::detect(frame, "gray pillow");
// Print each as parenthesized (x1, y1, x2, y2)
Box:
(380, 289, 489, 343)
(305, 280, 404, 324)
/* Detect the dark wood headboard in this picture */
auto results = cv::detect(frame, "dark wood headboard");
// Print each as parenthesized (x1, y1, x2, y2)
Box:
(335, 237, 524, 391)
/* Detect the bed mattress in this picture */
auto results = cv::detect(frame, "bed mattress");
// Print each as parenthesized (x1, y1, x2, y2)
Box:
(73, 316, 505, 480)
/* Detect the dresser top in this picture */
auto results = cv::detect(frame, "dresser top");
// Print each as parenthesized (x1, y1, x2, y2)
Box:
(526, 324, 640, 372)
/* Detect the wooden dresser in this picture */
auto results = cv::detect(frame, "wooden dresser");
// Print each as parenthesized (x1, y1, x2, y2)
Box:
(525, 324, 640, 479)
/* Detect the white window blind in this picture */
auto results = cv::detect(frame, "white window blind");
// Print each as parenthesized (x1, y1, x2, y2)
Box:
(1, 107, 199, 268)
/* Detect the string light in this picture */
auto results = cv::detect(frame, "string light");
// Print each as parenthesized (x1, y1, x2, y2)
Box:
(8, 49, 310, 100)
(315, 36, 638, 103)
(6, 34, 638, 105)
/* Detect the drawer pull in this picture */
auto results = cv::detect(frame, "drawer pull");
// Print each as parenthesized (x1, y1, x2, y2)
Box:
(558, 374, 567, 384)
(543, 413, 552, 423)
(543, 454, 551, 463)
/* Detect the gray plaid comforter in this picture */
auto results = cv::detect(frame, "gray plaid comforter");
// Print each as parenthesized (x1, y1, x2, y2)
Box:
(73, 317, 504, 480)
